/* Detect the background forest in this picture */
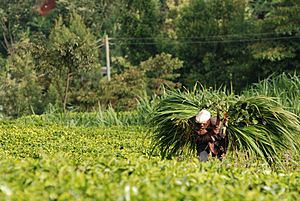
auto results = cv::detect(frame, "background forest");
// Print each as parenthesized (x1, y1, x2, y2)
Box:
(0, 0, 299, 118)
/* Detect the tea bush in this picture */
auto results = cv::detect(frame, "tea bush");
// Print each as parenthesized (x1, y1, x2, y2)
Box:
(0, 121, 299, 200)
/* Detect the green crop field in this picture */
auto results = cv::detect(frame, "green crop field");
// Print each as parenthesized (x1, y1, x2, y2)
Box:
(0, 120, 299, 201)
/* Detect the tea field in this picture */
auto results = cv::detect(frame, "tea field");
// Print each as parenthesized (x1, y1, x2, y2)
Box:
(0, 120, 299, 201)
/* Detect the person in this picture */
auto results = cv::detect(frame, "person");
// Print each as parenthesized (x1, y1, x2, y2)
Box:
(194, 109, 228, 162)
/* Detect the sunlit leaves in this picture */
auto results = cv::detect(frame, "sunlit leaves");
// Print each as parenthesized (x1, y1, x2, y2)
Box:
(149, 85, 300, 166)
(0, 120, 299, 200)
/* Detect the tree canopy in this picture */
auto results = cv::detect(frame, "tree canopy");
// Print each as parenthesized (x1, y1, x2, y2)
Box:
(0, 0, 299, 117)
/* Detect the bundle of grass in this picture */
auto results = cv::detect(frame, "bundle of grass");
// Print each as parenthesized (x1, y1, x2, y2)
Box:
(150, 86, 300, 166)
(244, 72, 300, 116)
(150, 85, 235, 158)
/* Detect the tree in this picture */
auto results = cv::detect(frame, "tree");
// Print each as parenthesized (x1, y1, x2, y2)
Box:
(140, 53, 183, 95)
(176, 0, 255, 91)
(154, 0, 190, 56)
(44, 11, 100, 112)
(0, 35, 43, 118)
(98, 64, 146, 111)
(115, 0, 162, 65)
(249, 0, 300, 77)
(98, 53, 183, 110)
(0, 0, 58, 56)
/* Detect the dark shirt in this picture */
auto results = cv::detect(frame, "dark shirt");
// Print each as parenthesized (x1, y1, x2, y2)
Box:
(194, 119, 227, 158)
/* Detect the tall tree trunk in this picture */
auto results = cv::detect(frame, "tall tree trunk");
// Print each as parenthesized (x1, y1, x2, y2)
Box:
(63, 70, 72, 113)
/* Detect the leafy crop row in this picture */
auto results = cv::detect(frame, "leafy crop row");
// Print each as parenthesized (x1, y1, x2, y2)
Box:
(0, 122, 299, 200)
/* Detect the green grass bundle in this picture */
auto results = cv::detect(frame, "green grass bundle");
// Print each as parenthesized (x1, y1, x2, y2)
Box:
(244, 72, 300, 116)
(150, 86, 300, 166)
(150, 86, 234, 158)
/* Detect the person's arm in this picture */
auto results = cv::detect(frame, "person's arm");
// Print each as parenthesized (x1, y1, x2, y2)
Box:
(211, 116, 222, 135)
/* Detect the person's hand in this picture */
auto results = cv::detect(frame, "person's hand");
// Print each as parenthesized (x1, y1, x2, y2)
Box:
(208, 142, 218, 155)
(213, 126, 220, 134)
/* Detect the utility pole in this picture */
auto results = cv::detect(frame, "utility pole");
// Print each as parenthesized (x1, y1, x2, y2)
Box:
(104, 34, 111, 81)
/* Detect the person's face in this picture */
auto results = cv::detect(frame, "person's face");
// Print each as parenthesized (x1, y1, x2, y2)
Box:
(199, 120, 210, 129)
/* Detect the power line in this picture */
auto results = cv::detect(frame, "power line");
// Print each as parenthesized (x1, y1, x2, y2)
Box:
(109, 32, 297, 40)
(112, 35, 300, 45)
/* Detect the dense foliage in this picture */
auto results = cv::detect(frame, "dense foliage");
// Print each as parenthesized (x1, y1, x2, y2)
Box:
(0, 0, 299, 117)
(0, 120, 299, 200)
(149, 86, 300, 166)
(0, 1, 299, 199)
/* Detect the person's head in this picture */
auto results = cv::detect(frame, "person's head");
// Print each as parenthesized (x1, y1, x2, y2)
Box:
(195, 109, 211, 128)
